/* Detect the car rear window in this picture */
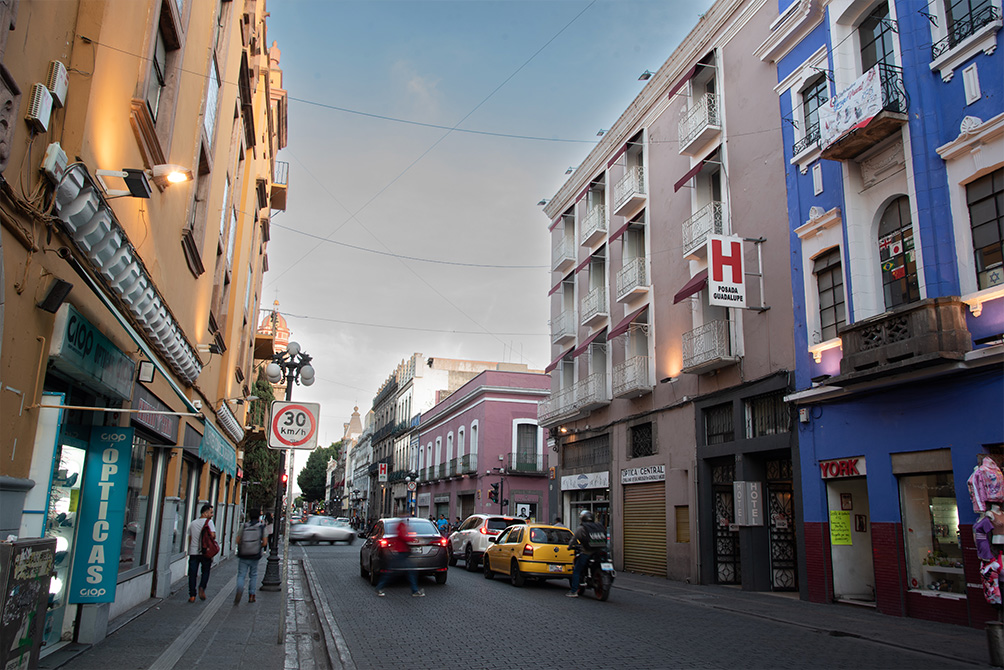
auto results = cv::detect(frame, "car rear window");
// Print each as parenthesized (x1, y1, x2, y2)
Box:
(487, 518, 525, 532)
(403, 519, 439, 535)
(530, 528, 573, 544)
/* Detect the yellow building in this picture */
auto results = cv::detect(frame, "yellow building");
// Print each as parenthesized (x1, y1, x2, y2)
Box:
(0, 0, 287, 653)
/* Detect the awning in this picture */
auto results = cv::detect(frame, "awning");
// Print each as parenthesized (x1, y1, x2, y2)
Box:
(673, 269, 708, 304)
(573, 255, 591, 274)
(667, 64, 697, 100)
(548, 216, 562, 232)
(548, 271, 573, 296)
(607, 143, 628, 168)
(610, 304, 649, 339)
(609, 220, 631, 244)
(545, 346, 574, 373)
(575, 185, 589, 203)
(572, 328, 607, 358)
(674, 160, 706, 192)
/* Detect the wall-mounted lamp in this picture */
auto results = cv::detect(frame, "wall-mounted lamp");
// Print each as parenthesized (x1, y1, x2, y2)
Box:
(223, 394, 260, 405)
(197, 343, 223, 354)
(37, 278, 73, 313)
(596, 129, 607, 137)
(559, 426, 568, 434)
(537, 199, 549, 206)
(95, 164, 193, 198)
(565, 166, 577, 175)
(137, 360, 156, 383)
(659, 376, 678, 384)
(638, 70, 654, 81)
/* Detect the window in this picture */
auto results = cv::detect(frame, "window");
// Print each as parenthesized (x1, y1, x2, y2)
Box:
(515, 423, 539, 471)
(744, 390, 790, 438)
(859, 3, 896, 72)
(120, 435, 153, 573)
(705, 403, 734, 445)
(630, 422, 654, 458)
(878, 196, 920, 309)
(800, 74, 829, 147)
(944, 0, 995, 50)
(675, 506, 690, 543)
(219, 176, 230, 240)
(204, 56, 220, 146)
(813, 248, 846, 341)
(899, 472, 963, 594)
(563, 434, 610, 469)
(226, 207, 237, 269)
(968, 167, 1004, 290)
(146, 28, 168, 122)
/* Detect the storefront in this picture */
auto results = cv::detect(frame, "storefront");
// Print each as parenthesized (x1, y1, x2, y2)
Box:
(621, 466, 667, 575)
(561, 470, 610, 533)
(821, 457, 874, 604)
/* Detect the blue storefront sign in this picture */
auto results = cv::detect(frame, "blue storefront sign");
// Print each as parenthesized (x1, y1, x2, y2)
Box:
(68, 427, 134, 604)
(199, 423, 237, 477)
(49, 304, 135, 401)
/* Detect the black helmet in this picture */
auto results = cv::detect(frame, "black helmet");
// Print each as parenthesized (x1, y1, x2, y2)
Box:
(580, 510, 594, 523)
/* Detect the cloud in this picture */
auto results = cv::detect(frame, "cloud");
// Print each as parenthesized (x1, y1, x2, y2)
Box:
(392, 60, 441, 118)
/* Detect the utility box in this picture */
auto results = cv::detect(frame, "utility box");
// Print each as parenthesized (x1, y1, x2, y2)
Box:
(0, 537, 57, 670)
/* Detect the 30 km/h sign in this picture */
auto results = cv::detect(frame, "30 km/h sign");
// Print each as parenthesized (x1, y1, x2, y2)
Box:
(268, 401, 320, 450)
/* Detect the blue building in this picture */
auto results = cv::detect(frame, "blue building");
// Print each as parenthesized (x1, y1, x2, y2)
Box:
(756, 0, 1003, 626)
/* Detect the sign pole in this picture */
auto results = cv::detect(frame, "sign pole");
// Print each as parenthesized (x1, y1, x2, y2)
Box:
(277, 447, 294, 644)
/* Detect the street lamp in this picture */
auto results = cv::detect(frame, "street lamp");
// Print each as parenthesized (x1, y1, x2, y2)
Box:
(260, 341, 315, 592)
(404, 471, 418, 516)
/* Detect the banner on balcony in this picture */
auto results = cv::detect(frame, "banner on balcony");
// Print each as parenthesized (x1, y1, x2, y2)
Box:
(819, 67, 881, 149)
(707, 234, 746, 308)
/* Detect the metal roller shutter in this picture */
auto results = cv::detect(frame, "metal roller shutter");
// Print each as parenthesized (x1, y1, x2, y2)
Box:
(623, 482, 667, 575)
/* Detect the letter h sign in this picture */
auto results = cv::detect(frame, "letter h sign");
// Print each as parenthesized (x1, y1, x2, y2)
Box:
(707, 234, 747, 308)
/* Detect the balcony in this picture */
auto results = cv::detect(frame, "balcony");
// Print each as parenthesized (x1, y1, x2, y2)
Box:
(819, 63, 908, 162)
(616, 257, 649, 302)
(504, 452, 547, 476)
(831, 297, 971, 385)
(552, 237, 576, 272)
(458, 453, 477, 475)
(270, 160, 288, 211)
(580, 286, 608, 327)
(422, 467, 432, 482)
(681, 319, 738, 374)
(679, 93, 721, 156)
(575, 372, 609, 413)
(613, 166, 646, 217)
(446, 458, 457, 478)
(612, 356, 652, 398)
(551, 309, 577, 345)
(538, 385, 578, 426)
(791, 122, 821, 159)
(682, 202, 723, 259)
(932, 5, 1001, 60)
(581, 205, 607, 247)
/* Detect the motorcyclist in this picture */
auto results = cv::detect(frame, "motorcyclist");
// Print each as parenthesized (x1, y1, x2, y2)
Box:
(567, 510, 607, 598)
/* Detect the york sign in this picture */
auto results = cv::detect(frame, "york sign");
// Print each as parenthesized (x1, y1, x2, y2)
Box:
(819, 457, 866, 479)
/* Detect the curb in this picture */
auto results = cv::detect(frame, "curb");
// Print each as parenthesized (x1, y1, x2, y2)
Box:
(301, 550, 355, 670)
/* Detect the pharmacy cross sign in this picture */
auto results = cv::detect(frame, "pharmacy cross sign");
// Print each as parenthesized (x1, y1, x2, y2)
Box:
(268, 401, 320, 450)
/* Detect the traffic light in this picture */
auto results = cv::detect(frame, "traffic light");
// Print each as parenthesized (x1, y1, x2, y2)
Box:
(280, 472, 289, 487)
(488, 483, 499, 503)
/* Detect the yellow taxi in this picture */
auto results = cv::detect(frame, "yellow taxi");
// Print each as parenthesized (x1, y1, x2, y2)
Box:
(482, 523, 575, 587)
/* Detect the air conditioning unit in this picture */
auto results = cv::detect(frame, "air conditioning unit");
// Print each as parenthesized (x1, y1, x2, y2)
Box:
(46, 60, 69, 107)
(26, 84, 52, 132)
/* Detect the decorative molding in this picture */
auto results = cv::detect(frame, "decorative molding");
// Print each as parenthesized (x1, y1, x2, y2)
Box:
(129, 98, 166, 170)
(937, 112, 1004, 163)
(754, 0, 824, 64)
(962, 285, 1004, 317)
(795, 206, 842, 240)
(808, 337, 842, 363)
(859, 136, 905, 189)
(929, 18, 1001, 82)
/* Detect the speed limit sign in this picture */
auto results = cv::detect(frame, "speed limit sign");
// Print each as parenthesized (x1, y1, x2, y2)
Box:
(268, 401, 321, 450)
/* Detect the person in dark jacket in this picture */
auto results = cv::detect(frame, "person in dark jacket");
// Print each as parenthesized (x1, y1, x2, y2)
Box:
(567, 510, 606, 598)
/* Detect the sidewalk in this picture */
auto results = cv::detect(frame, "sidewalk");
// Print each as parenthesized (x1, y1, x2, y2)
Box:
(39, 555, 330, 670)
(614, 572, 993, 667)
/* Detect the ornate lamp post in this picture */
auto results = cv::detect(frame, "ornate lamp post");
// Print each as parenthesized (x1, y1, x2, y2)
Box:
(404, 471, 418, 516)
(260, 341, 315, 591)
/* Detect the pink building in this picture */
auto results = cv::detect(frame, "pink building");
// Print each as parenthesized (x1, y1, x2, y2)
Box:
(416, 370, 551, 523)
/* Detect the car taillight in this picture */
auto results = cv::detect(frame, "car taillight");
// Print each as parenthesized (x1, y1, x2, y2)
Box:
(378, 538, 389, 548)
(479, 526, 488, 535)
(522, 544, 533, 557)
(436, 537, 448, 547)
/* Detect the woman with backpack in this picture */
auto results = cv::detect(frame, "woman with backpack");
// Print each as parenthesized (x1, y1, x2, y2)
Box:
(235, 509, 269, 604)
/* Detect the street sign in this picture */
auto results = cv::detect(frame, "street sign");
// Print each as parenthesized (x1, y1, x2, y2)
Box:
(268, 401, 320, 450)
(407, 480, 417, 492)
(378, 462, 388, 482)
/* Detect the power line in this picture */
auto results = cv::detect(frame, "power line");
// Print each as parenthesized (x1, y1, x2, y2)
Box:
(270, 309, 548, 337)
(269, 222, 548, 269)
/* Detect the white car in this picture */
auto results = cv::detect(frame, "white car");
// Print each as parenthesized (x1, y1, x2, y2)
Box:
(448, 514, 526, 572)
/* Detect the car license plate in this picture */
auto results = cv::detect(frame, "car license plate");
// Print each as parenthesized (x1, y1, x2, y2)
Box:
(549, 564, 564, 573)
(600, 562, 614, 571)
(411, 546, 426, 555)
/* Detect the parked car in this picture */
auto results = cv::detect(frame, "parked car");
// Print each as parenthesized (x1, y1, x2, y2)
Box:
(482, 523, 575, 587)
(448, 514, 526, 572)
(289, 515, 356, 545)
(359, 517, 449, 586)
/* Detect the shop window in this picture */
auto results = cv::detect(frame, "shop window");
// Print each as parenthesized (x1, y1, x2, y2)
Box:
(899, 472, 964, 595)
(878, 195, 920, 309)
(705, 403, 734, 445)
(744, 390, 790, 438)
(813, 248, 846, 341)
(119, 435, 153, 573)
(630, 422, 654, 458)
(675, 506, 691, 543)
(174, 454, 200, 554)
(968, 167, 1004, 290)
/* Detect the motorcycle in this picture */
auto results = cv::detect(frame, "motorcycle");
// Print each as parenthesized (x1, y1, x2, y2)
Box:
(576, 548, 615, 601)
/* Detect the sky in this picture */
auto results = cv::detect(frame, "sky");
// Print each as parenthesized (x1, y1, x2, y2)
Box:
(261, 0, 716, 477)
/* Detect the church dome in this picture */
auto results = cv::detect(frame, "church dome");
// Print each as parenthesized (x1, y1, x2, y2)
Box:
(257, 300, 290, 351)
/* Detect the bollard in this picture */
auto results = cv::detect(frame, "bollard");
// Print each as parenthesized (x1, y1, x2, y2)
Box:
(988, 621, 1004, 667)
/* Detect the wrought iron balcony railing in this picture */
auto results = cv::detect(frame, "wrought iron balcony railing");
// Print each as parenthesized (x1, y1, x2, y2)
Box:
(551, 309, 576, 344)
(616, 257, 647, 301)
(505, 452, 546, 474)
(580, 286, 608, 326)
(679, 93, 721, 151)
(612, 355, 651, 398)
(682, 201, 723, 257)
(791, 122, 821, 157)
(552, 237, 576, 270)
(581, 205, 607, 245)
(932, 5, 1001, 59)
(613, 166, 646, 215)
(681, 319, 736, 373)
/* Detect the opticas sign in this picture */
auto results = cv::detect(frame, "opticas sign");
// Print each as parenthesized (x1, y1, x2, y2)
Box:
(819, 457, 867, 479)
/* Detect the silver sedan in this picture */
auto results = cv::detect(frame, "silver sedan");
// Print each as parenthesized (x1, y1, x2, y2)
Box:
(289, 516, 356, 545)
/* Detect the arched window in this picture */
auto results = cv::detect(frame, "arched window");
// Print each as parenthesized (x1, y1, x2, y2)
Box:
(446, 432, 454, 474)
(878, 195, 919, 309)
(457, 426, 466, 460)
